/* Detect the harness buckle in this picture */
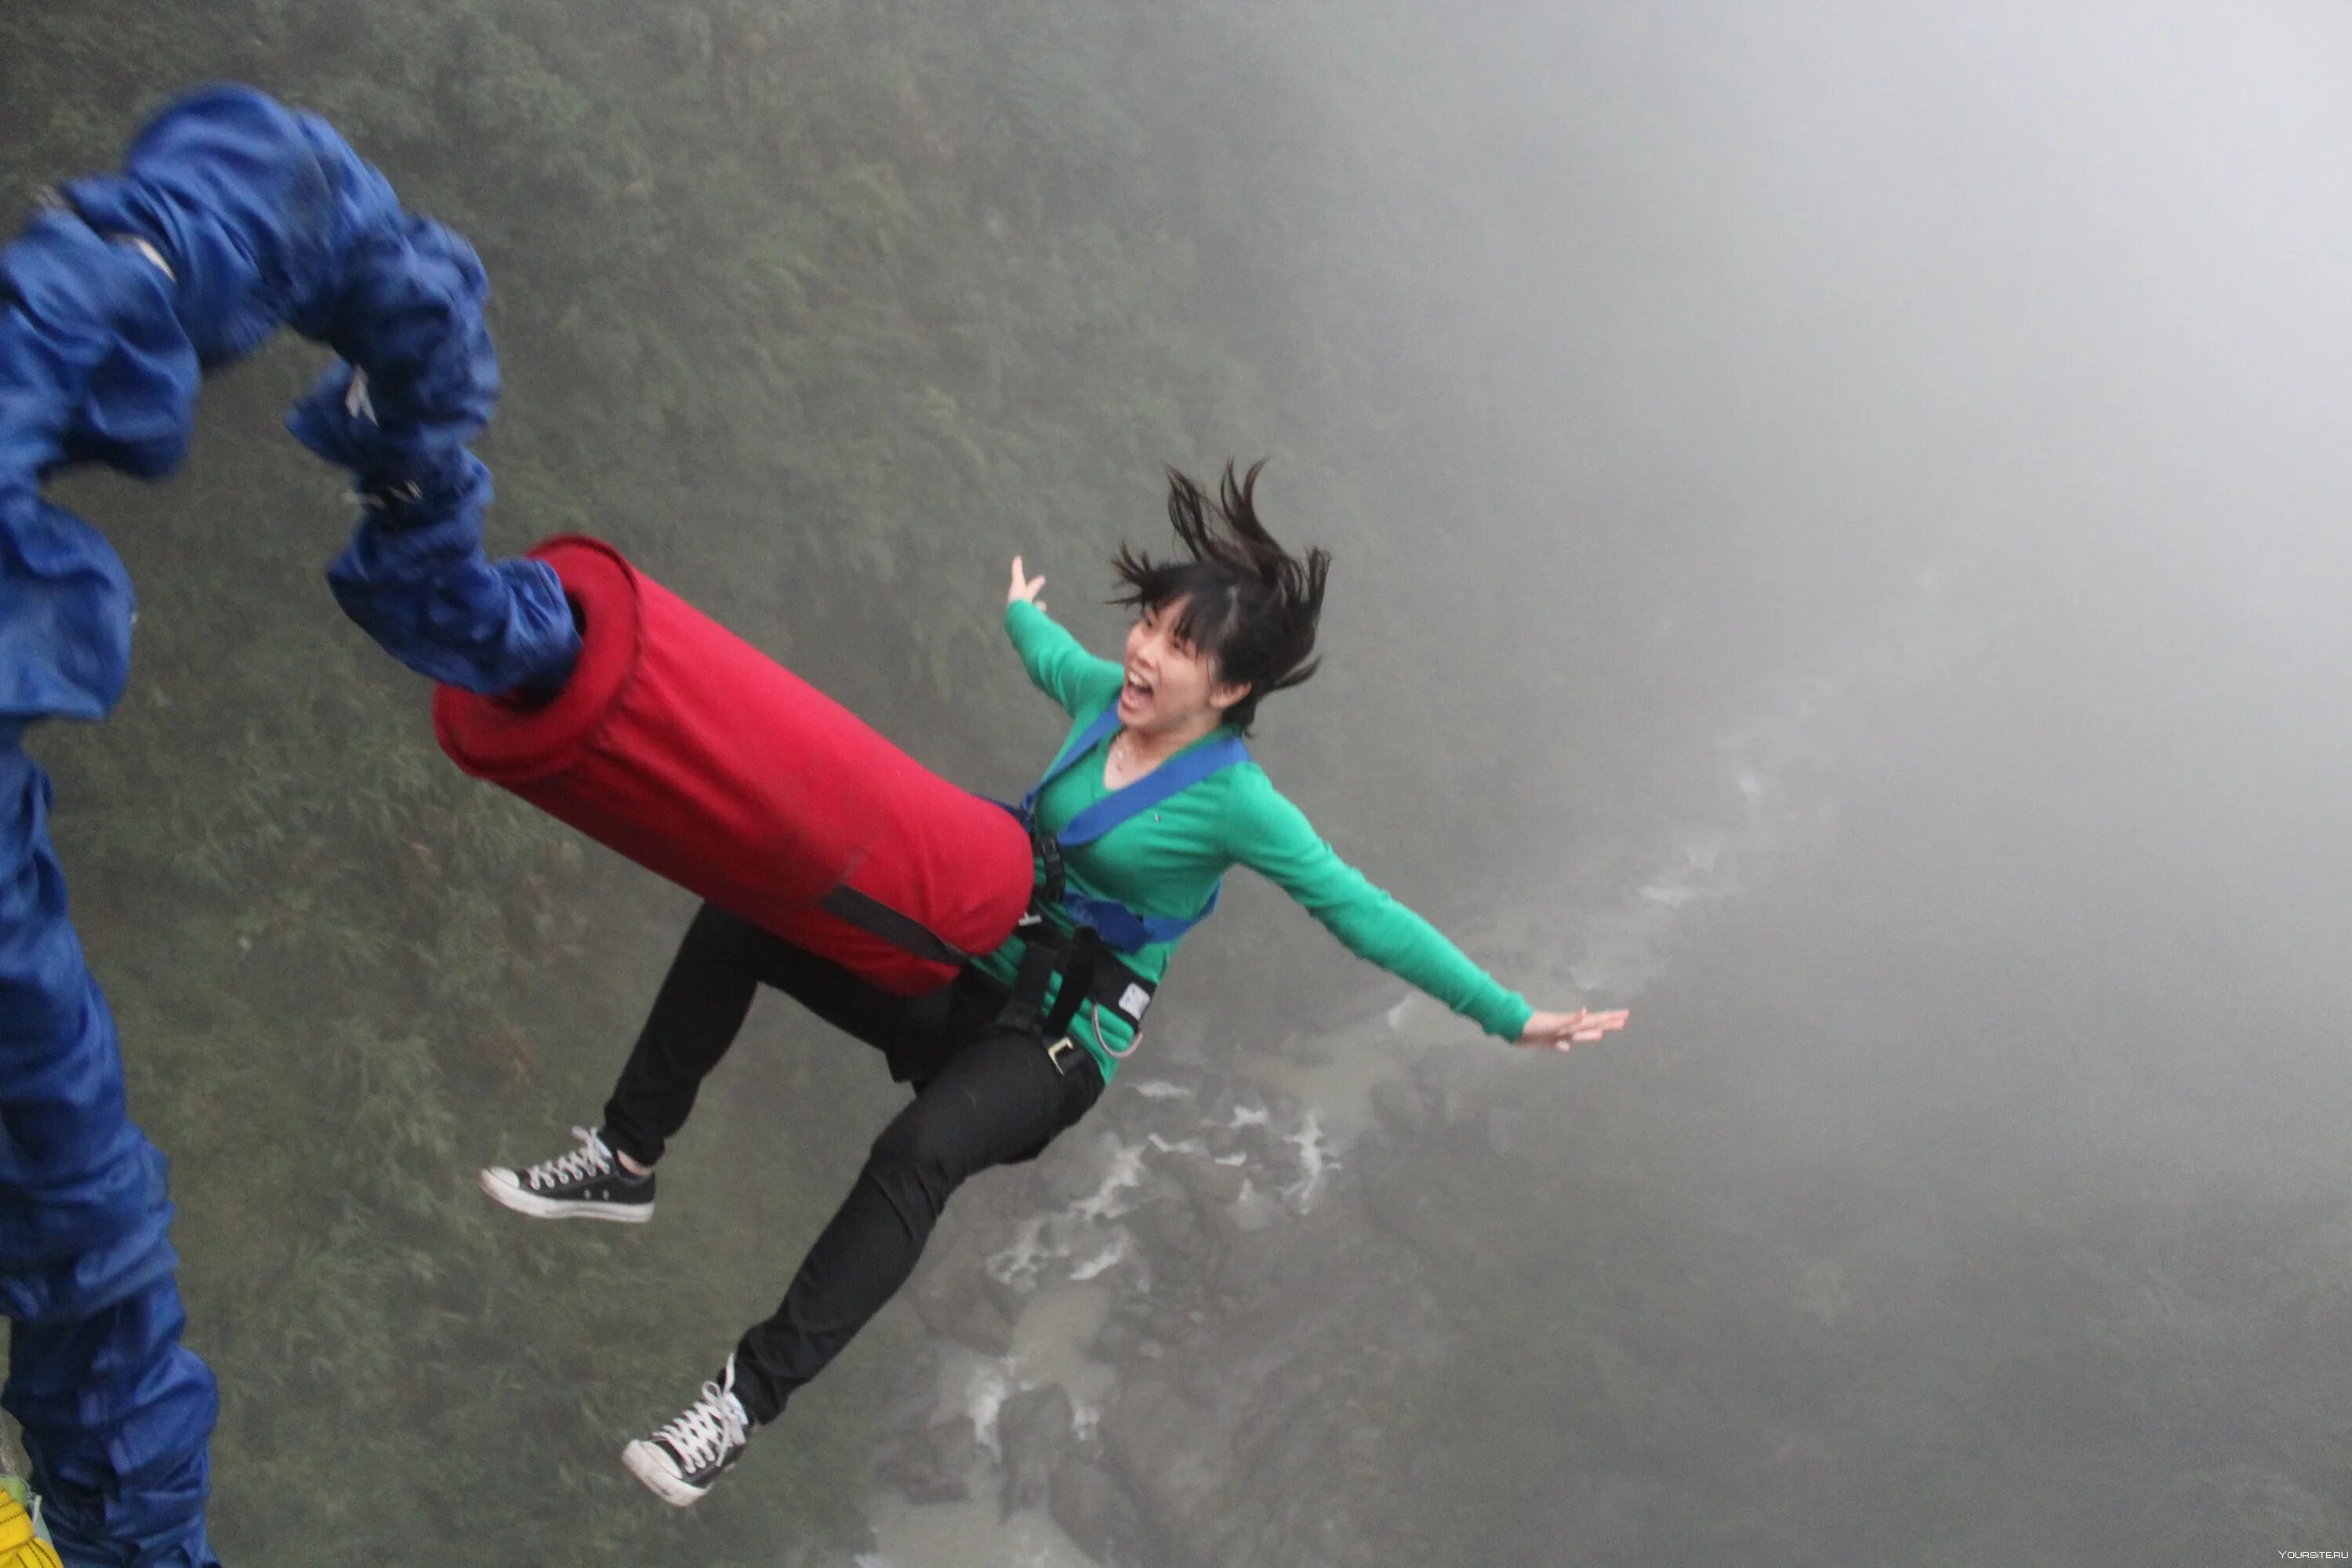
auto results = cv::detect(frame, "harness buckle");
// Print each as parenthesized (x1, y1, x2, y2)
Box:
(1044, 1036, 1083, 1076)
(1028, 816, 1067, 913)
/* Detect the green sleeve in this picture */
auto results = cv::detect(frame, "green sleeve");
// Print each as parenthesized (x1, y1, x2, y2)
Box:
(1005, 600, 1124, 718)
(1229, 771, 1534, 1041)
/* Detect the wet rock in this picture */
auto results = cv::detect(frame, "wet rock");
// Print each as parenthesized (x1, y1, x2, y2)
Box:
(879, 1414, 978, 1504)
(909, 1267, 969, 1331)
(1205, 1193, 1293, 1298)
(1230, 1181, 1283, 1234)
(910, 1253, 1018, 1356)
(809, 1542, 884, 1568)
(1049, 1455, 1136, 1566)
(996, 1383, 1074, 1518)
(1140, 1167, 1189, 1207)
(957, 1290, 1019, 1357)
(1040, 1130, 1123, 1206)
(1127, 1191, 1200, 1258)
(1102, 1379, 1225, 1542)
(978, 1260, 1031, 1327)
(910, 1225, 988, 1333)
(1171, 1150, 1248, 1207)
(899, 1471, 968, 1507)
(794, 1551, 873, 1568)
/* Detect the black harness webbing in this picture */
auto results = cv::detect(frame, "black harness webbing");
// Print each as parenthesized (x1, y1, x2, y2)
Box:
(817, 877, 1153, 1075)
(816, 884, 972, 970)
(814, 719, 1231, 1073)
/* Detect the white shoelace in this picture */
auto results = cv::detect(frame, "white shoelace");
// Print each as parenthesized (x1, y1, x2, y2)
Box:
(524, 1126, 615, 1192)
(651, 1367, 748, 1474)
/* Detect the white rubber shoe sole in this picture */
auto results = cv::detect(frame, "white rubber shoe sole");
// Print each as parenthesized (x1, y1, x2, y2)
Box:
(476, 1167, 654, 1223)
(622, 1439, 709, 1507)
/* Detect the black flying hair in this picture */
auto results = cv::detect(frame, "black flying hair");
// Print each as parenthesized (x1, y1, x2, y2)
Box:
(1109, 459, 1332, 735)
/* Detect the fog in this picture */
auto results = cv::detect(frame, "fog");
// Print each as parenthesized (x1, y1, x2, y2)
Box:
(6, 2, 2351, 1563)
(1327, 4, 2352, 1560)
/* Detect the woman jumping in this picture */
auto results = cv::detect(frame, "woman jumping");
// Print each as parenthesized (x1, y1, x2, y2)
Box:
(476, 461, 1628, 1506)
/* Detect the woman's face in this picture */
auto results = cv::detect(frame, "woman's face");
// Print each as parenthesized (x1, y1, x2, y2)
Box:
(1118, 597, 1247, 734)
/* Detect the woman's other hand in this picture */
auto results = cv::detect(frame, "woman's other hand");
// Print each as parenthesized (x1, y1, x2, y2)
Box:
(1515, 1007, 1630, 1052)
(1008, 556, 1047, 612)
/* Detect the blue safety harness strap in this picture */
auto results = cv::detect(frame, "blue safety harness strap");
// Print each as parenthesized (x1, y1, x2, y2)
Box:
(917, 703, 1253, 1065)
(1015, 705, 1250, 953)
(1015, 705, 1120, 822)
(1058, 732, 1250, 849)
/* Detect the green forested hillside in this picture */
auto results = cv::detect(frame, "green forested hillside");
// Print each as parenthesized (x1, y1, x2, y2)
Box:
(2, 2, 1565, 1560)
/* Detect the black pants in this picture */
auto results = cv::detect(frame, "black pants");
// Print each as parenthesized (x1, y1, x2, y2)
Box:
(601, 902, 1102, 1424)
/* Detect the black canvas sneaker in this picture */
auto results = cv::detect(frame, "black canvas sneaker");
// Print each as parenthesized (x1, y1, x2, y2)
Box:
(622, 1353, 754, 1507)
(477, 1125, 655, 1222)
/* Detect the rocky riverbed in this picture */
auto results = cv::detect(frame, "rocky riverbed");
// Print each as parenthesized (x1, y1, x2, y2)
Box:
(835, 1014, 1500, 1568)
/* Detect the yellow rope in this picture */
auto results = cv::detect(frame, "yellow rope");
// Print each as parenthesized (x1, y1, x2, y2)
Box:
(0, 1490, 60, 1568)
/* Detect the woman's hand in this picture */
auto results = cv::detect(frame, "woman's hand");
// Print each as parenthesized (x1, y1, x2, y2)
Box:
(1515, 1007, 1630, 1052)
(1008, 556, 1047, 612)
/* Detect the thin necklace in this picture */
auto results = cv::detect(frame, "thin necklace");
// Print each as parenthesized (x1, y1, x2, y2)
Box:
(1118, 725, 1203, 770)
(1113, 728, 1156, 772)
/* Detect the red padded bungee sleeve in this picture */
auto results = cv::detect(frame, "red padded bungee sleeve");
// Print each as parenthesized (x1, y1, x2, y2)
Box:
(432, 536, 1034, 994)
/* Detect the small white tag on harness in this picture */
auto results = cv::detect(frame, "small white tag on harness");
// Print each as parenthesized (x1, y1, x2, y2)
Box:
(1119, 983, 1152, 1021)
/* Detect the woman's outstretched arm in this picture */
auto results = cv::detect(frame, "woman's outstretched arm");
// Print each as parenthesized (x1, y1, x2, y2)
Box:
(1004, 555, 1123, 718)
(1231, 769, 1627, 1052)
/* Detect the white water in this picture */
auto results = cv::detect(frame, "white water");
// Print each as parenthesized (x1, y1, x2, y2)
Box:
(867, 1091, 1341, 1560)
(860, 1501, 1098, 1568)
(864, 1284, 1118, 1568)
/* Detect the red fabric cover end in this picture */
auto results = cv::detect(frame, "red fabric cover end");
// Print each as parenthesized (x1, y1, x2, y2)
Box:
(433, 536, 1033, 994)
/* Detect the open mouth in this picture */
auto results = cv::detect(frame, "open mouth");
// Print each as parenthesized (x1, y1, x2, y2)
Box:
(1122, 671, 1154, 704)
